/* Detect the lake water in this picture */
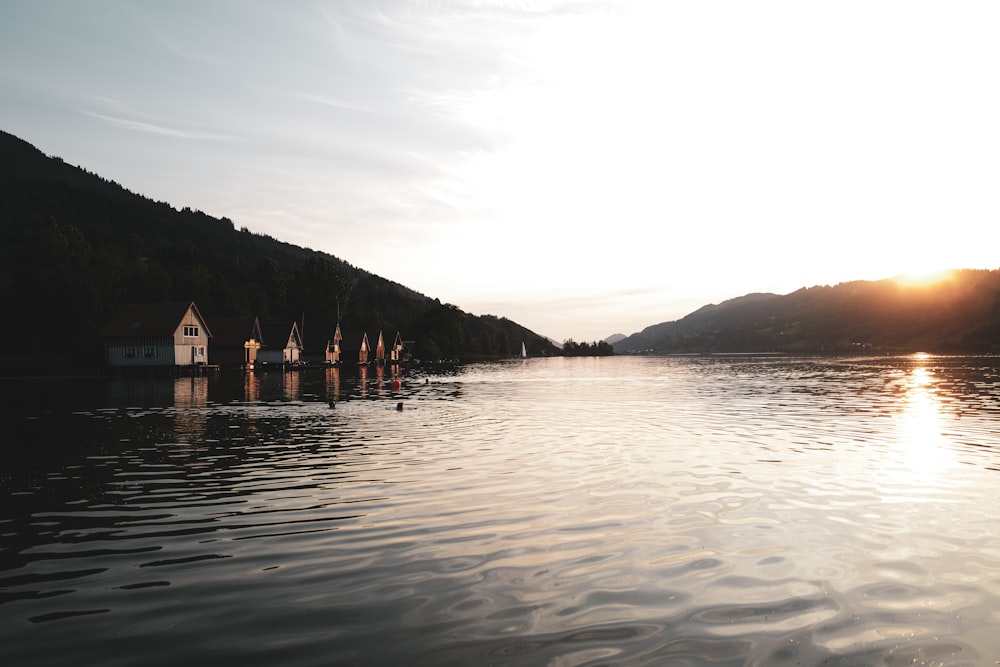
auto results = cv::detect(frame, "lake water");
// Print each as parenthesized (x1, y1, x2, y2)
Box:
(3, 355, 1000, 666)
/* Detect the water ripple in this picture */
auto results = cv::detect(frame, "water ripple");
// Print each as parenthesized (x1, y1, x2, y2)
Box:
(2, 356, 1000, 665)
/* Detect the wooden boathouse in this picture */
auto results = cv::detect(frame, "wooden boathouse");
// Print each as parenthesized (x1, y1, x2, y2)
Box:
(101, 301, 214, 371)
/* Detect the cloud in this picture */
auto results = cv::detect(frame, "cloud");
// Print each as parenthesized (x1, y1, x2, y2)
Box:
(81, 110, 236, 142)
(299, 93, 377, 114)
(6, 0, 1000, 343)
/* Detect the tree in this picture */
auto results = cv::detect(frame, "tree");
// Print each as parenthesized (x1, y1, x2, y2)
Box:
(287, 256, 350, 323)
(418, 302, 467, 360)
(256, 257, 287, 315)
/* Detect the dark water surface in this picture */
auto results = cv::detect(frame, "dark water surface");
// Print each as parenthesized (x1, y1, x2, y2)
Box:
(3, 355, 1000, 666)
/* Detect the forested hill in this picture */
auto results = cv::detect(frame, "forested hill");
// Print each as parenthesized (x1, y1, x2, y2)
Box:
(0, 130, 558, 372)
(617, 272, 1000, 354)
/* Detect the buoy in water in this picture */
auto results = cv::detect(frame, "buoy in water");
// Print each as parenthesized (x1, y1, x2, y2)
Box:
(391, 379, 402, 390)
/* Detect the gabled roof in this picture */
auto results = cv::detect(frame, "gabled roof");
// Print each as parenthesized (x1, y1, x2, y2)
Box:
(340, 330, 369, 350)
(260, 320, 302, 349)
(205, 316, 261, 348)
(368, 331, 386, 354)
(101, 301, 211, 338)
(300, 320, 341, 351)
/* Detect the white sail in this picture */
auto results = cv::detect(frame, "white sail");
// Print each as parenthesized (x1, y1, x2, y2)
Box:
(521, 342, 527, 358)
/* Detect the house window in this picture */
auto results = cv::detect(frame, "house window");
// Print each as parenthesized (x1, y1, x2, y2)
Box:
(125, 346, 137, 358)
(143, 346, 156, 358)
(183, 326, 199, 337)
(198, 347, 205, 357)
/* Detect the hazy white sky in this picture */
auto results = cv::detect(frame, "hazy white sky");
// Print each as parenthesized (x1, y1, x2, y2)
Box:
(3, 1, 998, 342)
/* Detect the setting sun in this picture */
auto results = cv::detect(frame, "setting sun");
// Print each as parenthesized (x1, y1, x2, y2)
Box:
(893, 268, 956, 288)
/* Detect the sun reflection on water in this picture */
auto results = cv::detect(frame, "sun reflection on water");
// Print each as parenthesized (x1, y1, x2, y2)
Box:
(895, 356, 956, 480)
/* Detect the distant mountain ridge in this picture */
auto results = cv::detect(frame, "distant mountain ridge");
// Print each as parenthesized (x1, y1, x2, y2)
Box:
(0, 130, 560, 371)
(5, 129, 997, 365)
(618, 274, 1000, 354)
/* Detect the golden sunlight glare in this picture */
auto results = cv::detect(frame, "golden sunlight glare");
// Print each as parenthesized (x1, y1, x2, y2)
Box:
(893, 268, 956, 288)
(895, 362, 955, 480)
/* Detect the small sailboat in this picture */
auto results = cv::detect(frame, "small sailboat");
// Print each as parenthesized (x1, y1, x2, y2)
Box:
(521, 342, 527, 358)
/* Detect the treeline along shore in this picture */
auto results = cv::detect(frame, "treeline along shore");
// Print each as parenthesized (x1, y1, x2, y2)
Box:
(0, 131, 591, 374)
(3, 130, 998, 375)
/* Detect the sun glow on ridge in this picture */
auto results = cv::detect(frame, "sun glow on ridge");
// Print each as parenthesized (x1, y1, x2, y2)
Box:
(892, 267, 956, 288)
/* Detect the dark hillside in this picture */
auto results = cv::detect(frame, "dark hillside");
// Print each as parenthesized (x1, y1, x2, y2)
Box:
(0, 130, 558, 372)
(618, 272, 1000, 354)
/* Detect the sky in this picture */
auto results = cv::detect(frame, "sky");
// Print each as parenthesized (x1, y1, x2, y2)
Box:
(2, 1, 999, 342)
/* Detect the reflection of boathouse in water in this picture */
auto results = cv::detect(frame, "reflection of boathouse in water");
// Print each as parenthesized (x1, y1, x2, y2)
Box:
(104, 375, 209, 442)
(173, 376, 209, 442)
(325, 366, 341, 404)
